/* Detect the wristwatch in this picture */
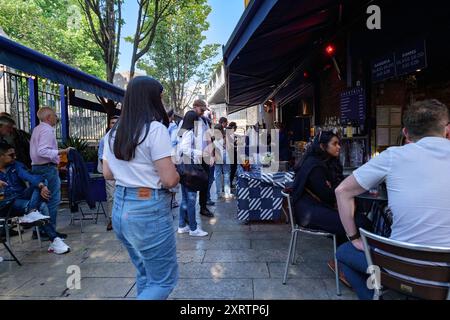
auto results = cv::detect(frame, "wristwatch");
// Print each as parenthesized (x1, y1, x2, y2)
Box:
(347, 231, 361, 241)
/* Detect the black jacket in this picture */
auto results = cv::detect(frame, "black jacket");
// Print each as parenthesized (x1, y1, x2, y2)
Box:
(292, 155, 343, 206)
(67, 149, 96, 212)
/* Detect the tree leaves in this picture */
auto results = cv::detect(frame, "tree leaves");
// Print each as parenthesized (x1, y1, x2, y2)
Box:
(138, 0, 219, 113)
(0, 0, 105, 79)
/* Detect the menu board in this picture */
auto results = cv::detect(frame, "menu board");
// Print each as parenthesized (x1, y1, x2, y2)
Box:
(340, 87, 366, 125)
(371, 39, 427, 82)
(372, 53, 396, 83)
(395, 40, 427, 76)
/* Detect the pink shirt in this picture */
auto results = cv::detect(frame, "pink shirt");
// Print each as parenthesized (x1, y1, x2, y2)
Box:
(30, 122, 60, 165)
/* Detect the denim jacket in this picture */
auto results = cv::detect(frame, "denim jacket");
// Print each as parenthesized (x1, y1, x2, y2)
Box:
(0, 161, 44, 197)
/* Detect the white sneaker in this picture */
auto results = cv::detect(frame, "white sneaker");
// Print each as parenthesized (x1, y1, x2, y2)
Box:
(48, 237, 70, 255)
(189, 228, 208, 237)
(224, 193, 234, 200)
(0, 256, 3, 262)
(19, 210, 50, 224)
(177, 225, 191, 234)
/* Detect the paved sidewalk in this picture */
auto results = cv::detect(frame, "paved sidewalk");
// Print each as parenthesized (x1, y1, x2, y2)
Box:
(0, 197, 357, 300)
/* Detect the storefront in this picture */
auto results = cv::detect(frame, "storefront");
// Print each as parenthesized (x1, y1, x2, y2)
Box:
(224, 0, 450, 173)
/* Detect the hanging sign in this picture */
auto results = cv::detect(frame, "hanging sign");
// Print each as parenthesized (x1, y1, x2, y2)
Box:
(371, 39, 427, 82)
(395, 40, 427, 76)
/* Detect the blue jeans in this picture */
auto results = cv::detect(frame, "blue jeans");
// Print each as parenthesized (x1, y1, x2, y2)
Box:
(12, 188, 58, 240)
(214, 164, 231, 196)
(112, 186, 178, 300)
(14, 186, 42, 212)
(336, 242, 374, 300)
(179, 184, 197, 231)
(32, 165, 61, 230)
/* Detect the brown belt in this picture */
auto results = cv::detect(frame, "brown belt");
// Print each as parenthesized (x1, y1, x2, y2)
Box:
(305, 187, 322, 203)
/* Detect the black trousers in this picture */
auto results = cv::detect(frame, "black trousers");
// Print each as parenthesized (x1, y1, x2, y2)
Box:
(199, 162, 210, 209)
(230, 164, 238, 186)
(294, 193, 372, 245)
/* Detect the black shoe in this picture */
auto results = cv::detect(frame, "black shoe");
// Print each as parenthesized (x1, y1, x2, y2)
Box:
(200, 208, 214, 217)
(206, 200, 215, 206)
(55, 232, 67, 239)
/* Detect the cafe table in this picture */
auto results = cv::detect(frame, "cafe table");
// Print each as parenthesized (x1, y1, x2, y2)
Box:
(356, 188, 391, 237)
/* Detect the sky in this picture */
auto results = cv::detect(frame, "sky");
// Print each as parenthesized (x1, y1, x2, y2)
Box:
(117, 0, 245, 73)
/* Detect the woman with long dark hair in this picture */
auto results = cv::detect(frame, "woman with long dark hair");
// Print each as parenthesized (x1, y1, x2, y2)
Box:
(291, 131, 371, 285)
(102, 76, 179, 300)
(292, 131, 371, 242)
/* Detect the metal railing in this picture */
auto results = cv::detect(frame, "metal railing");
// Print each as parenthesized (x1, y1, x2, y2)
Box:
(0, 68, 31, 133)
(0, 65, 107, 143)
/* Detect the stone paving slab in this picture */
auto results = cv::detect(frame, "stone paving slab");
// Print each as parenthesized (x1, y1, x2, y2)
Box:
(178, 262, 270, 279)
(64, 277, 135, 299)
(203, 249, 297, 263)
(0, 200, 359, 300)
(267, 261, 332, 279)
(176, 239, 251, 250)
(253, 278, 330, 300)
(170, 279, 254, 300)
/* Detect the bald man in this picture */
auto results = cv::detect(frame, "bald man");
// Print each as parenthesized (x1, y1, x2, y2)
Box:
(30, 107, 71, 239)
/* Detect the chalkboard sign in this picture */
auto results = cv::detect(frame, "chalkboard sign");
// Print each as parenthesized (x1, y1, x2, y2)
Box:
(395, 40, 427, 76)
(340, 87, 366, 125)
(372, 53, 396, 83)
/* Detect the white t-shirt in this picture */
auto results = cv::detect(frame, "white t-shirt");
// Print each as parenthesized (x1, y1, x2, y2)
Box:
(103, 121, 172, 189)
(353, 137, 450, 247)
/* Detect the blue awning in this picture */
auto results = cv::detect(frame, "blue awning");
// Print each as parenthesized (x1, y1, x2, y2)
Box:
(0, 36, 124, 103)
(223, 0, 341, 111)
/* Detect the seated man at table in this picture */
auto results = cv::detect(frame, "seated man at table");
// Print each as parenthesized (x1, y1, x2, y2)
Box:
(335, 99, 450, 299)
(0, 142, 70, 254)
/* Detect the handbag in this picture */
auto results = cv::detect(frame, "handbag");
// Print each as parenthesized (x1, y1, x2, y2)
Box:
(176, 132, 208, 191)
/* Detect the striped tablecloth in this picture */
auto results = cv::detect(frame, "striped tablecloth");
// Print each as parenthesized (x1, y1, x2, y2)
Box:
(236, 171, 294, 221)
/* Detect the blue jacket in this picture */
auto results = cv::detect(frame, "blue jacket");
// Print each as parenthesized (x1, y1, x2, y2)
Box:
(0, 161, 44, 198)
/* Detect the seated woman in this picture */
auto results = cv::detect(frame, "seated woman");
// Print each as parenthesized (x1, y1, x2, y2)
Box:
(291, 131, 372, 244)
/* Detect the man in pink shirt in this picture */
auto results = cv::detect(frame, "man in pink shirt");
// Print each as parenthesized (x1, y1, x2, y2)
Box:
(30, 107, 71, 239)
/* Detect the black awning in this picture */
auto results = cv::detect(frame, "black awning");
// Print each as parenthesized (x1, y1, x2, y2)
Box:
(223, 0, 341, 109)
(0, 36, 124, 103)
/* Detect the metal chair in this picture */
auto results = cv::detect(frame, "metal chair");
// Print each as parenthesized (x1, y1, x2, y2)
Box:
(360, 228, 450, 300)
(0, 197, 45, 249)
(67, 165, 107, 233)
(281, 189, 341, 296)
(0, 199, 22, 266)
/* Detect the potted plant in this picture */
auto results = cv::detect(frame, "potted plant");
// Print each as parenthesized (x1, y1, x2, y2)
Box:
(60, 137, 97, 173)
(82, 147, 98, 173)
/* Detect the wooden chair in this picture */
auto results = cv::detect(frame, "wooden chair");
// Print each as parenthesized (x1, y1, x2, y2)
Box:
(360, 228, 450, 300)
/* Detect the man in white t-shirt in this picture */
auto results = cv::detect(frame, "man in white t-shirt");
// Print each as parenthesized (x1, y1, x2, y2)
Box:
(334, 99, 450, 299)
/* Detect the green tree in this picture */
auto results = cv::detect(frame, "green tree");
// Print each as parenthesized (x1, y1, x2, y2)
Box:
(0, 0, 105, 78)
(78, 0, 122, 83)
(127, 0, 179, 79)
(138, 0, 219, 113)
